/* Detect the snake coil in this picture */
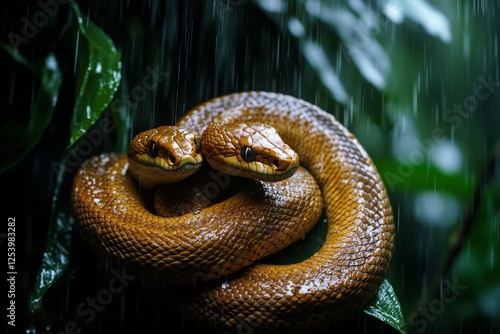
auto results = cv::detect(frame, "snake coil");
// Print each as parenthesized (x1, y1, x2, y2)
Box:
(72, 92, 394, 333)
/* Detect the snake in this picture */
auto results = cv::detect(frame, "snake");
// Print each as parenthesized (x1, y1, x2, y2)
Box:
(72, 92, 394, 333)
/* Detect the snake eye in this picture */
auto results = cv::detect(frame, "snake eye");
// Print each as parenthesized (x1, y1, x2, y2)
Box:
(194, 138, 201, 154)
(148, 141, 159, 158)
(241, 146, 256, 162)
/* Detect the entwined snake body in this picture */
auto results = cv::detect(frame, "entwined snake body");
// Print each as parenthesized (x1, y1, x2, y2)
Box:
(72, 92, 394, 333)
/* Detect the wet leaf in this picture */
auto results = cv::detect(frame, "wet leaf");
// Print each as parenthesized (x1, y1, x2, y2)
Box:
(364, 279, 406, 333)
(381, 0, 451, 43)
(27, 0, 121, 310)
(305, 2, 391, 90)
(0, 49, 61, 174)
(301, 40, 349, 103)
(69, 0, 121, 146)
(28, 164, 74, 312)
(255, 0, 450, 103)
(255, 0, 350, 104)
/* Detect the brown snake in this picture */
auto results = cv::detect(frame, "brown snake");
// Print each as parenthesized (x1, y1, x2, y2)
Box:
(72, 92, 394, 333)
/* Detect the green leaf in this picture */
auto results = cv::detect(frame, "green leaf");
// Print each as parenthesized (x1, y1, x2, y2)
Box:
(254, 1, 350, 104)
(255, 0, 451, 103)
(28, 164, 74, 312)
(381, 0, 451, 43)
(0, 50, 62, 174)
(364, 279, 406, 333)
(69, 0, 121, 146)
(300, 39, 350, 103)
(303, 2, 391, 90)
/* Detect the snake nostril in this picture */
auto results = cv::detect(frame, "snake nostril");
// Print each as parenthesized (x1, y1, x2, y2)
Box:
(272, 159, 280, 169)
(169, 155, 176, 165)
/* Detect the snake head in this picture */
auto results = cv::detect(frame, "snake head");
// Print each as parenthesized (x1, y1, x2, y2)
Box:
(128, 126, 203, 188)
(201, 122, 299, 181)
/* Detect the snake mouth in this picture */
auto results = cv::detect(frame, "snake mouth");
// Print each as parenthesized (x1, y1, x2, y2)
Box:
(258, 165, 299, 182)
(146, 160, 201, 172)
(178, 162, 202, 171)
(208, 157, 299, 182)
(128, 154, 203, 187)
(133, 154, 203, 172)
(276, 165, 299, 181)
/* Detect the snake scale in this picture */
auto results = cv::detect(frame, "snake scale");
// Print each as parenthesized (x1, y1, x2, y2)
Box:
(72, 91, 394, 333)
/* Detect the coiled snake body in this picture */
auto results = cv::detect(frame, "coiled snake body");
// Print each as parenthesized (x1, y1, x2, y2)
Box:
(72, 92, 394, 333)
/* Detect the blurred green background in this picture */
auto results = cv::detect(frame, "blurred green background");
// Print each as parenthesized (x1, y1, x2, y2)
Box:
(1, 0, 499, 333)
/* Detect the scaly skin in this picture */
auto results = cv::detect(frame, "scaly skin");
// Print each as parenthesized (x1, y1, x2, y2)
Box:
(72, 91, 394, 333)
